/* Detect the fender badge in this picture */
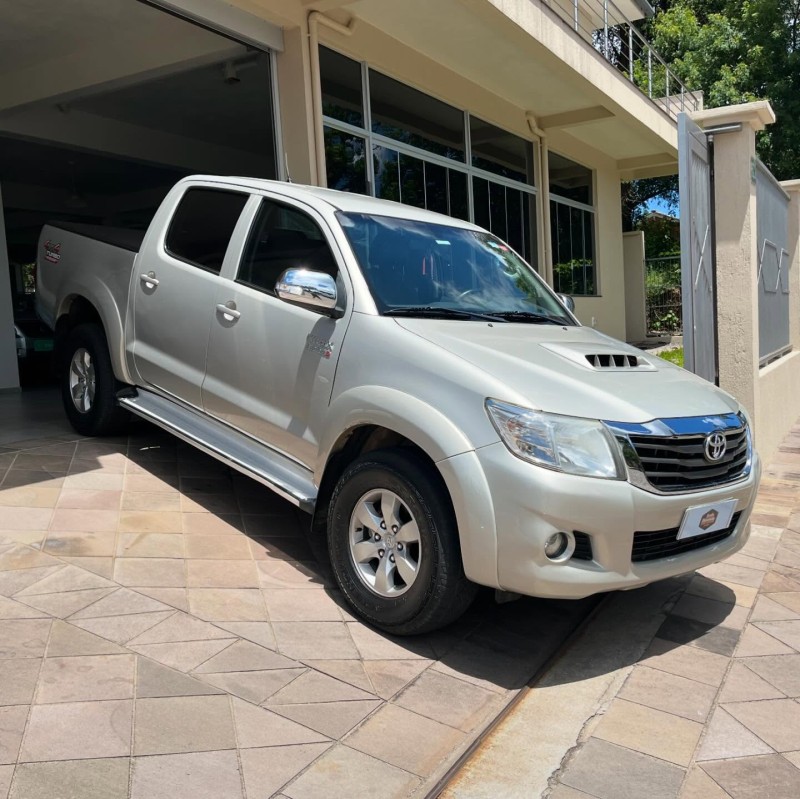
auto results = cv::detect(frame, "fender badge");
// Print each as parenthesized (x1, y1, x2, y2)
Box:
(44, 241, 61, 264)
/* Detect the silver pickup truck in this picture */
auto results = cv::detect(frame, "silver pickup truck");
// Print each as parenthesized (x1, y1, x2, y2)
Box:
(36, 175, 760, 634)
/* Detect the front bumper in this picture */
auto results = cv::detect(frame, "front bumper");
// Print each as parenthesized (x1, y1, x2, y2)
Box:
(460, 442, 761, 599)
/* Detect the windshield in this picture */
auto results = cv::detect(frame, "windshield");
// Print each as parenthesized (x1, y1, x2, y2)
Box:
(337, 212, 576, 324)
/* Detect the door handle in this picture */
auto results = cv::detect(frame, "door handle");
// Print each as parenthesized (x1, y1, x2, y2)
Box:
(216, 302, 241, 321)
(139, 272, 159, 288)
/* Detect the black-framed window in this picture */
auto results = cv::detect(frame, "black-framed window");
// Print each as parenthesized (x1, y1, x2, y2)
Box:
(165, 188, 248, 274)
(470, 116, 532, 184)
(548, 152, 596, 295)
(237, 199, 338, 295)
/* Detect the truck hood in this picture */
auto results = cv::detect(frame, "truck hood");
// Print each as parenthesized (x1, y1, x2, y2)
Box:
(394, 320, 739, 423)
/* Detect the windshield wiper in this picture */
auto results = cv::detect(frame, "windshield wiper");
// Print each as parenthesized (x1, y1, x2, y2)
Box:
(485, 310, 567, 325)
(384, 307, 505, 323)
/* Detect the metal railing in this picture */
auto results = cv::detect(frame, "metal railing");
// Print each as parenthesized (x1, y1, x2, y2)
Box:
(646, 255, 682, 333)
(543, 0, 702, 122)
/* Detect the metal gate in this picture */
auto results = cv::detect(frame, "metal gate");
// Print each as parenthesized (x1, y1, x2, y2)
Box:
(755, 159, 791, 366)
(678, 113, 717, 383)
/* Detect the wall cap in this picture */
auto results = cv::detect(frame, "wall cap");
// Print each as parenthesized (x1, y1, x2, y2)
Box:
(691, 101, 776, 132)
(780, 179, 800, 194)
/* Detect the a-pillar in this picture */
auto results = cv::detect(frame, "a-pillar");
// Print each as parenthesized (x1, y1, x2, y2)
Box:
(691, 102, 775, 437)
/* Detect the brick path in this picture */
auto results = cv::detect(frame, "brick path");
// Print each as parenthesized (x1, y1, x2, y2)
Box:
(0, 391, 590, 799)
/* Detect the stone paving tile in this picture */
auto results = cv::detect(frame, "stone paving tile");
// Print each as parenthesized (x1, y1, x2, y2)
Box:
(263, 587, 345, 622)
(0, 595, 47, 620)
(265, 670, 375, 705)
(305, 659, 374, 694)
(187, 588, 268, 621)
(239, 743, 331, 799)
(136, 657, 223, 699)
(696, 707, 773, 761)
(346, 703, 467, 777)
(18, 587, 116, 619)
(131, 750, 243, 799)
(768, 591, 800, 614)
(114, 557, 187, 588)
(724, 698, 800, 751)
(750, 594, 800, 621)
(0, 619, 51, 658)
(36, 654, 135, 703)
(0, 659, 41, 706)
(10, 757, 130, 799)
(55, 488, 124, 510)
(128, 611, 230, 645)
(46, 620, 127, 657)
(0, 706, 28, 765)
(559, 738, 685, 799)
(656, 615, 742, 657)
(753, 619, 800, 651)
(69, 587, 172, 619)
(15, 564, 114, 595)
(213, 621, 276, 650)
(717, 661, 785, 703)
(593, 698, 703, 767)
(186, 559, 260, 588)
(743, 654, 800, 696)
(618, 665, 718, 722)
(200, 669, 305, 704)
(735, 625, 795, 656)
(231, 697, 329, 748)
(0, 765, 10, 799)
(194, 639, 299, 673)
(129, 639, 236, 673)
(641, 638, 730, 686)
(0, 566, 62, 597)
(701, 754, 800, 799)
(19, 700, 132, 762)
(74, 611, 176, 645)
(271, 699, 382, 739)
(393, 668, 501, 732)
(671, 593, 750, 630)
(273, 622, 360, 660)
(680, 765, 732, 799)
(44, 530, 117, 557)
(133, 695, 236, 755)
(116, 533, 184, 559)
(283, 744, 420, 799)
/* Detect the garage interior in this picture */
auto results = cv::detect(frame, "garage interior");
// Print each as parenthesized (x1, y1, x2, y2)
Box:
(0, 0, 280, 389)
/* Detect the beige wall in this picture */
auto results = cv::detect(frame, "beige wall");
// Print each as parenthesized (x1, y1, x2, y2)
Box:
(757, 352, 800, 464)
(623, 230, 647, 342)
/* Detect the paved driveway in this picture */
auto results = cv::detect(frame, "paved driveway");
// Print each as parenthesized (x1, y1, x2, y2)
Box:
(0, 390, 593, 799)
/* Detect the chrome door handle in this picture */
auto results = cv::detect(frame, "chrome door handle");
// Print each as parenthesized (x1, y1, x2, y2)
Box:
(139, 272, 159, 288)
(216, 302, 241, 321)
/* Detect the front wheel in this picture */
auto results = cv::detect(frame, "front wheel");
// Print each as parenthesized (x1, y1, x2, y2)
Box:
(60, 323, 129, 437)
(327, 448, 476, 635)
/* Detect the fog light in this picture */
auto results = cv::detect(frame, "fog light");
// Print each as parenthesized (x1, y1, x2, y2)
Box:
(544, 532, 575, 561)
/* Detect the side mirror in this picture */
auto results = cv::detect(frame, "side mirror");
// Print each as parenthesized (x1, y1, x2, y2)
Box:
(557, 293, 575, 313)
(276, 269, 340, 316)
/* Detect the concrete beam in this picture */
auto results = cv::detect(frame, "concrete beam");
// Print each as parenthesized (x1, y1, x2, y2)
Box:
(539, 106, 613, 130)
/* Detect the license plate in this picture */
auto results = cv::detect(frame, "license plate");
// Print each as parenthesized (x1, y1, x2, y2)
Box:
(677, 498, 738, 540)
(33, 340, 54, 352)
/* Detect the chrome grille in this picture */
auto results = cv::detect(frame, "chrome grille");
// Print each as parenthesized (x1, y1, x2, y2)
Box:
(628, 426, 748, 492)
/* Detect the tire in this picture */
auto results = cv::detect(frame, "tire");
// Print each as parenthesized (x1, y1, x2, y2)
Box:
(60, 323, 129, 437)
(327, 448, 477, 635)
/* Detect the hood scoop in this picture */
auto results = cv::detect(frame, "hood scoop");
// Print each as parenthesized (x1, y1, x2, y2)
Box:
(540, 343, 657, 372)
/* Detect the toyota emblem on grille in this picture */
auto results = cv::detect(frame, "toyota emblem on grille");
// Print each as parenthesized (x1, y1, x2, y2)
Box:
(704, 432, 727, 462)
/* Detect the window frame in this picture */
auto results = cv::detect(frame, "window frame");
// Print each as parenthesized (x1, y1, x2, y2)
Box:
(164, 186, 250, 275)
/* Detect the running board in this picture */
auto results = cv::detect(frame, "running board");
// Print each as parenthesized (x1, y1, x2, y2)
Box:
(118, 390, 317, 513)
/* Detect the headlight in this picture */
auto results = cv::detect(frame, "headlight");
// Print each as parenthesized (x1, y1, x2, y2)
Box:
(485, 399, 625, 479)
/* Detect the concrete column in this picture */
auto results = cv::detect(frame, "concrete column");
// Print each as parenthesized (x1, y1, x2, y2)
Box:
(0, 183, 20, 392)
(691, 102, 775, 427)
(781, 180, 800, 351)
(275, 24, 317, 186)
(623, 230, 647, 343)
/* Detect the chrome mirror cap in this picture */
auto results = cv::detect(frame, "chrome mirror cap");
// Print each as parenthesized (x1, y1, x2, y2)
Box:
(557, 293, 575, 312)
(276, 269, 338, 314)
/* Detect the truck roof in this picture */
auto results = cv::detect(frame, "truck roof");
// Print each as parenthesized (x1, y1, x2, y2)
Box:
(186, 175, 483, 231)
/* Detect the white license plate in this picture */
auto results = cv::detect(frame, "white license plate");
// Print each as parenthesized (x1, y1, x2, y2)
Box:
(677, 498, 738, 540)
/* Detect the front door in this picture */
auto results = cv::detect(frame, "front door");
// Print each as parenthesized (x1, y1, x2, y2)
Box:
(132, 186, 249, 407)
(202, 195, 350, 468)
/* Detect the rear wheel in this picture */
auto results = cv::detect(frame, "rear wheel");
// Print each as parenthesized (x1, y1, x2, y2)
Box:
(328, 448, 476, 635)
(60, 324, 128, 436)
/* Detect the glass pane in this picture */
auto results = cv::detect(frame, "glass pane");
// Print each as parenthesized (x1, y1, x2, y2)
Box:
(324, 127, 367, 194)
(238, 199, 337, 294)
(165, 188, 248, 274)
(425, 162, 448, 215)
(523, 192, 538, 271)
(506, 188, 523, 256)
(472, 176, 490, 230)
(549, 151, 592, 205)
(374, 144, 400, 202)
(399, 153, 425, 208)
(320, 47, 364, 127)
(448, 170, 469, 220)
(470, 117, 532, 184)
(369, 70, 465, 161)
(489, 181, 507, 242)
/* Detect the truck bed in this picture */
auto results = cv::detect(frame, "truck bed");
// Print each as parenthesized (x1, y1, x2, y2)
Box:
(45, 221, 146, 253)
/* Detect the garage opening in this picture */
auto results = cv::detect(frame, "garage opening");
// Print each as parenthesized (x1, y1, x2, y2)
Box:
(0, 0, 281, 388)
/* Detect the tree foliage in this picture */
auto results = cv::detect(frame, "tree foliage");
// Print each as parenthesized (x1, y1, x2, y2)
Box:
(624, 0, 800, 226)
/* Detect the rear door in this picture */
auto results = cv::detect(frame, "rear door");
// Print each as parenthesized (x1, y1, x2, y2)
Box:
(132, 186, 249, 408)
(202, 194, 350, 468)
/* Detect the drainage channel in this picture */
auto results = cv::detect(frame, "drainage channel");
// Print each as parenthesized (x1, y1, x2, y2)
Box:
(426, 593, 609, 799)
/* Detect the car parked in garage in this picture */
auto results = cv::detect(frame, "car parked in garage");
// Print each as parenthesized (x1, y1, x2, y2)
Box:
(36, 176, 761, 634)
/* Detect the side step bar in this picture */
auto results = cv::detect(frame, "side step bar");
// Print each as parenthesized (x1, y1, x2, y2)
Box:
(118, 389, 317, 514)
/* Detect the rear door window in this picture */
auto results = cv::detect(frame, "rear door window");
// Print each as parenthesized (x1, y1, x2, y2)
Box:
(165, 188, 248, 274)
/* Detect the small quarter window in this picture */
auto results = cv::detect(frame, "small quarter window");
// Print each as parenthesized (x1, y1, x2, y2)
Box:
(165, 188, 248, 274)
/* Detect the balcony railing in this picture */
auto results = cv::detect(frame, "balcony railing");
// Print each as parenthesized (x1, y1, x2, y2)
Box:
(544, 0, 702, 122)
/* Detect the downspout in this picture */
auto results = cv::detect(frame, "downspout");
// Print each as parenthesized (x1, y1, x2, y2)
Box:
(526, 112, 553, 285)
(308, 11, 357, 188)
